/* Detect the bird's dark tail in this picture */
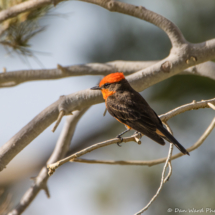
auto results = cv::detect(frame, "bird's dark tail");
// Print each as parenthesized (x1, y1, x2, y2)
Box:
(157, 125, 190, 155)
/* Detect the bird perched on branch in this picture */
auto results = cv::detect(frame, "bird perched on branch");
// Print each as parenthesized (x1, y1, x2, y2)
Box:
(91, 72, 189, 155)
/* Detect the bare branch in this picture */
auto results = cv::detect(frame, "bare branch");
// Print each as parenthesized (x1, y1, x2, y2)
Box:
(0, 61, 155, 88)
(1, 0, 215, 172)
(71, 101, 215, 167)
(0, 0, 64, 23)
(52, 110, 65, 132)
(0, 0, 185, 46)
(181, 61, 215, 81)
(47, 133, 142, 175)
(135, 143, 174, 214)
(74, 117, 214, 168)
(159, 98, 215, 122)
(1, 61, 215, 88)
(71, 158, 158, 165)
(47, 99, 215, 174)
(79, 0, 186, 47)
(145, 117, 215, 167)
(0, 89, 214, 172)
(8, 108, 89, 215)
(208, 102, 215, 110)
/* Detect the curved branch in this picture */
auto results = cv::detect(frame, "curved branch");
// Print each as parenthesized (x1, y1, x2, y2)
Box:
(79, 0, 186, 47)
(8, 108, 88, 215)
(0, 0, 215, 172)
(159, 98, 215, 122)
(1, 61, 215, 88)
(72, 117, 215, 166)
(0, 0, 186, 46)
(47, 98, 215, 174)
(47, 133, 142, 175)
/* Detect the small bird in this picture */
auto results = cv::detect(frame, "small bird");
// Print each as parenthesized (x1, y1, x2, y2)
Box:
(91, 72, 189, 155)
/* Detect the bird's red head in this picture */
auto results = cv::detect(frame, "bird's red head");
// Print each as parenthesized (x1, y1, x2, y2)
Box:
(99, 72, 125, 100)
(99, 72, 125, 87)
(91, 72, 125, 100)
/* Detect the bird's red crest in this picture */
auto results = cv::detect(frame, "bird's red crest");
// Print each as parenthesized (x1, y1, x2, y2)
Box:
(99, 72, 125, 87)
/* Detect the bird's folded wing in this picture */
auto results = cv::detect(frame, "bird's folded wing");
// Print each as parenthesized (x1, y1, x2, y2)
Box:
(107, 100, 157, 132)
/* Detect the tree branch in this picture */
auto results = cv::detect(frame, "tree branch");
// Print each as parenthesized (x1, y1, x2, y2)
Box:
(0, 0, 215, 172)
(0, 0, 186, 46)
(134, 124, 174, 215)
(47, 98, 215, 174)
(0, 0, 64, 23)
(8, 108, 88, 215)
(73, 117, 215, 168)
(1, 61, 215, 88)
(47, 133, 142, 175)
(79, 0, 186, 47)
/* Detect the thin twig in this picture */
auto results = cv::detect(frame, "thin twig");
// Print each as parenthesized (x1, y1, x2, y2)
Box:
(160, 98, 215, 122)
(47, 102, 215, 175)
(47, 133, 142, 175)
(135, 143, 174, 215)
(208, 102, 215, 110)
(135, 121, 174, 214)
(72, 113, 215, 167)
(52, 110, 65, 132)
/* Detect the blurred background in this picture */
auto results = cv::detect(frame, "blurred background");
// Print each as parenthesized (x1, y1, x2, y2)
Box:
(0, 0, 215, 214)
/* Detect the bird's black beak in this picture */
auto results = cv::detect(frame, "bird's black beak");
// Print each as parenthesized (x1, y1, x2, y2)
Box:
(91, 85, 101, 90)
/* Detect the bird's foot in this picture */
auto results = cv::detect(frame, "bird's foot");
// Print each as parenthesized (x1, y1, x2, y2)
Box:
(116, 135, 123, 147)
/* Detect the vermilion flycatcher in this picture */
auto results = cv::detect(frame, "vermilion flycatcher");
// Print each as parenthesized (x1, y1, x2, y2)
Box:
(91, 72, 189, 155)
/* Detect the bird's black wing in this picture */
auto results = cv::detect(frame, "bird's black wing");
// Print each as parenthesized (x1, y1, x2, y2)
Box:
(106, 91, 165, 145)
(107, 91, 189, 155)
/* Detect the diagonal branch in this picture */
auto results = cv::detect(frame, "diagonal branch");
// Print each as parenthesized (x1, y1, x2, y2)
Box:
(47, 98, 215, 174)
(8, 108, 89, 215)
(47, 133, 142, 175)
(72, 117, 215, 167)
(1, 61, 215, 88)
(0, 0, 215, 172)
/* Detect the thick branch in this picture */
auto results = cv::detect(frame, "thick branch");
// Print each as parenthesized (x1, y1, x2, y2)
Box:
(0, 61, 155, 88)
(8, 108, 88, 215)
(0, 0, 185, 46)
(1, 61, 215, 88)
(0, 0, 215, 171)
(79, 0, 186, 47)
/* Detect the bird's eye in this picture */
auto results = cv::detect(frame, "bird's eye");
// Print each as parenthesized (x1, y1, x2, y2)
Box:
(104, 83, 110, 88)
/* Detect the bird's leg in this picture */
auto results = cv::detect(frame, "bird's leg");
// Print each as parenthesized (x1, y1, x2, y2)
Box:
(116, 129, 130, 147)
